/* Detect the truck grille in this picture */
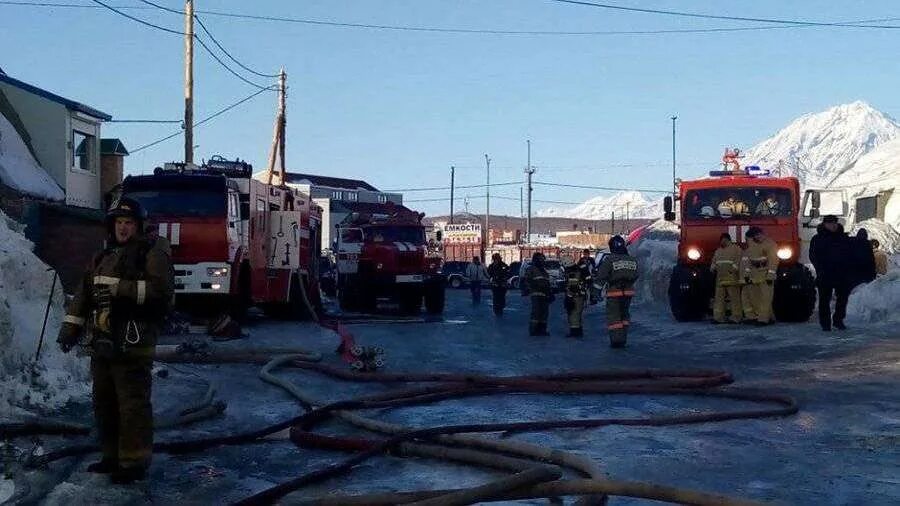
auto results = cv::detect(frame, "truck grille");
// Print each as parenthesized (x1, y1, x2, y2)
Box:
(399, 253, 419, 270)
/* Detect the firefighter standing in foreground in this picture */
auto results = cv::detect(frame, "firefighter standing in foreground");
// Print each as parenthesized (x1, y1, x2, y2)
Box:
(56, 197, 174, 484)
(595, 236, 639, 348)
(741, 226, 778, 326)
(710, 233, 744, 324)
(487, 253, 510, 316)
(521, 252, 552, 336)
(562, 258, 589, 337)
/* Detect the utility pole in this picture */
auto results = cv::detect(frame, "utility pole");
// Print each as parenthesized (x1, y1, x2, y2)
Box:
(449, 166, 455, 224)
(519, 186, 523, 219)
(625, 202, 630, 233)
(525, 139, 535, 243)
(183, 0, 194, 164)
(611, 210, 615, 235)
(266, 69, 287, 185)
(484, 154, 491, 249)
(671, 115, 678, 200)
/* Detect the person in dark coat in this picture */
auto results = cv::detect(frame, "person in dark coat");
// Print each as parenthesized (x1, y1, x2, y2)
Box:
(486, 253, 510, 316)
(849, 228, 877, 287)
(809, 215, 851, 331)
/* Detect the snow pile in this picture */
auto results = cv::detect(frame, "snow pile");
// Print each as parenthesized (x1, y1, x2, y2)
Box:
(850, 219, 900, 254)
(0, 111, 64, 201)
(743, 101, 900, 188)
(629, 220, 678, 304)
(847, 271, 900, 323)
(539, 190, 661, 220)
(0, 210, 87, 416)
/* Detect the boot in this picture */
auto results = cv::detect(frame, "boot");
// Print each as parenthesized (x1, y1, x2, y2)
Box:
(834, 321, 846, 330)
(86, 459, 118, 474)
(567, 327, 583, 338)
(110, 466, 147, 485)
(536, 323, 550, 337)
(609, 339, 626, 349)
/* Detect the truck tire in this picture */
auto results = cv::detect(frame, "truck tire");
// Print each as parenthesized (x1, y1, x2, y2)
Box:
(668, 263, 712, 322)
(229, 264, 252, 321)
(773, 264, 816, 322)
(424, 282, 445, 314)
(338, 286, 357, 312)
(288, 273, 314, 321)
(400, 291, 422, 315)
(449, 276, 463, 289)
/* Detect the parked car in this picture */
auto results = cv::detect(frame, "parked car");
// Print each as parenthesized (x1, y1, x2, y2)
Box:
(506, 261, 522, 288)
(441, 261, 470, 289)
(512, 259, 565, 292)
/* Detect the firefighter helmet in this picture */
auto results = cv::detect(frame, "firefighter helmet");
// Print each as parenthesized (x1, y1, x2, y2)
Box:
(106, 196, 147, 231)
(609, 235, 627, 254)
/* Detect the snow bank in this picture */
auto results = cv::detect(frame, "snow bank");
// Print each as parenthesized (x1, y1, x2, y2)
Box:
(629, 220, 679, 304)
(0, 112, 64, 201)
(850, 219, 900, 254)
(847, 271, 900, 323)
(0, 210, 87, 416)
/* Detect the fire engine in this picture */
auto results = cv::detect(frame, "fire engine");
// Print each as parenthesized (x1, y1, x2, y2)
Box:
(118, 156, 322, 318)
(663, 158, 817, 322)
(335, 206, 445, 314)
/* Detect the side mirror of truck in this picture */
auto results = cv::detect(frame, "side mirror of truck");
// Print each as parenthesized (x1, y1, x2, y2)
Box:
(811, 190, 821, 211)
(809, 208, 820, 219)
(663, 196, 675, 222)
(436, 230, 443, 242)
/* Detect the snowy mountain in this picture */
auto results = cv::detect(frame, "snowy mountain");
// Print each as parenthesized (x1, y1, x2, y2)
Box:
(538, 190, 662, 220)
(742, 101, 900, 188)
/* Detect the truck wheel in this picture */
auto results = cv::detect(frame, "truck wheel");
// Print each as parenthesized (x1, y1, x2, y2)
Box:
(338, 287, 357, 311)
(449, 276, 463, 289)
(229, 265, 251, 321)
(288, 274, 314, 321)
(400, 290, 423, 315)
(773, 264, 816, 322)
(668, 264, 712, 322)
(424, 283, 445, 314)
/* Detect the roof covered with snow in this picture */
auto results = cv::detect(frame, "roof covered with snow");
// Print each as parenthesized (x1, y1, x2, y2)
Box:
(0, 109, 64, 200)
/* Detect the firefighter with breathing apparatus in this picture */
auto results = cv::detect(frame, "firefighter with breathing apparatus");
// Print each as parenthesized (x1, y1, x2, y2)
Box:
(56, 197, 174, 484)
(595, 235, 639, 348)
(563, 257, 590, 337)
(521, 252, 552, 336)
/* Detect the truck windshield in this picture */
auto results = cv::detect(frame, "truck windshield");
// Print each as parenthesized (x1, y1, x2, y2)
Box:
(684, 188, 792, 220)
(125, 190, 226, 217)
(367, 226, 425, 245)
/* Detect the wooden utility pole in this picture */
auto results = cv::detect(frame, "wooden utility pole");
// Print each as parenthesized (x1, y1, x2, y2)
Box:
(525, 140, 535, 242)
(184, 0, 194, 164)
(484, 154, 491, 249)
(266, 69, 287, 185)
(449, 166, 455, 224)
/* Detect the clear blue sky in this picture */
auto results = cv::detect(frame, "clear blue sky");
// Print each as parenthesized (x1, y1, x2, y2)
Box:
(2, 0, 899, 216)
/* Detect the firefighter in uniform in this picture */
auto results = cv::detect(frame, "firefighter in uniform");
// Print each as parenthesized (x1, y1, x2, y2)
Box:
(562, 259, 589, 337)
(521, 252, 552, 336)
(56, 197, 174, 484)
(577, 249, 597, 305)
(710, 233, 743, 324)
(741, 226, 778, 326)
(595, 236, 639, 348)
(487, 253, 510, 316)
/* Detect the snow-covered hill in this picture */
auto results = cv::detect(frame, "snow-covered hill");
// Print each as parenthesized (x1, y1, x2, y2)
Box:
(743, 101, 900, 188)
(538, 190, 662, 220)
(829, 137, 900, 230)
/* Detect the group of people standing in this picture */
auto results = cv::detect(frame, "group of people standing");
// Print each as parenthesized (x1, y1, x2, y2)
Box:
(468, 236, 640, 348)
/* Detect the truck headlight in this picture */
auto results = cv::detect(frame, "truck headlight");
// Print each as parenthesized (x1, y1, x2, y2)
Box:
(777, 247, 793, 260)
(376, 263, 383, 270)
(687, 247, 702, 261)
(211, 283, 222, 290)
(207, 267, 229, 277)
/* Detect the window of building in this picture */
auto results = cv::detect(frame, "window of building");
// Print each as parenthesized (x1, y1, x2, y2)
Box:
(346, 192, 358, 202)
(855, 196, 878, 222)
(257, 199, 267, 211)
(72, 130, 96, 173)
(332, 190, 344, 200)
(378, 194, 388, 203)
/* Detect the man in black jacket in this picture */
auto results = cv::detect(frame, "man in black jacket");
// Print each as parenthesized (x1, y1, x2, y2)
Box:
(809, 215, 851, 331)
(486, 253, 510, 316)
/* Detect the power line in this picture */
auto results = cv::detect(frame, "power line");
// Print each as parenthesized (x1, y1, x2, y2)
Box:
(131, 86, 273, 154)
(551, 0, 900, 29)
(534, 181, 671, 194)
(6, 1, 900, 34)
(387, 181, 521, 192)
(193, 35, 273, 90)
(89, 0, 183, 35)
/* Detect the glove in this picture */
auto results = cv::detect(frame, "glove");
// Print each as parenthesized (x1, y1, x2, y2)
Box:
(57, 322, 81, 353)
(93, 285, 113, 334)
(744, 277, 751, 285)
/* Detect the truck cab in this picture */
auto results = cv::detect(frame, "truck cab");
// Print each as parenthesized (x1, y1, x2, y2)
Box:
(664, 168, 816, 322)
(335, 208, 444, 314)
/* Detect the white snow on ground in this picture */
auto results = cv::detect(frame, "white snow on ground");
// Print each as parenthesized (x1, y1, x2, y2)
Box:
(538, 190, 662, 219)
(0, 210, 88, 416)
(850, 219, 900, 254)
(829, 137, 900, 230)
(0, 112, 64, 201)
(848, 271, 900, 323)
(743, 101, 900, 189)
(630, 220, 679, 304)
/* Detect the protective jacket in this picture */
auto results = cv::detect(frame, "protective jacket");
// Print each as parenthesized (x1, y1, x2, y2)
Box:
(717, 199, 750, 218)
(742, 237, 778, 284)
(755, 200, 780, 216)
(711, 243, 744, 286)
(465, 262, 490, 283)
(522, 264, 551, 297)
(564, 264, 589, 298)
(64, 236, 174, 357)
(487, 261, 510, 287)
(595, 253, 639, 295)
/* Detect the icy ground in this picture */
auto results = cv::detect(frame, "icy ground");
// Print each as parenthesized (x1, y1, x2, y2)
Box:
(5, 289, 899, 505)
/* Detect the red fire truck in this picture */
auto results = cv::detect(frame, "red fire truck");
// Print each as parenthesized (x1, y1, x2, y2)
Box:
(663, 164, 816, 322)
(119, 157, 322, 318)
(335, 206, 445, 314)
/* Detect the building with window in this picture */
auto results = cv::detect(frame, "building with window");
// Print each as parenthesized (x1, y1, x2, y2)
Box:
(0, 71, 112, 209)
(258, 172, 403, 251)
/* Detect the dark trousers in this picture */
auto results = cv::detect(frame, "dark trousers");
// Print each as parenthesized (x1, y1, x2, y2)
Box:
(470, 281, 482, 303)
(91, 355, 154, 470)
(491, 286, 507, 314)
(818, 284, 850, 329)
(606, 295, 633, 346)
(530, 294, 549, 335)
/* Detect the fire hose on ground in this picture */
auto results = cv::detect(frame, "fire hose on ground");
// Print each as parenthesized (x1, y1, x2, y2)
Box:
(20, 346, 797, 506)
